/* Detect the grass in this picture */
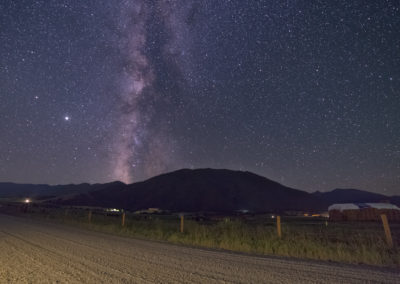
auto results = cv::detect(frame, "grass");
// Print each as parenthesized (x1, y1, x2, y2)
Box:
(1, 203, 399, 267)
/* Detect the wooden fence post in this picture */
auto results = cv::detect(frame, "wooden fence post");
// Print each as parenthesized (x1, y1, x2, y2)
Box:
(88, 210, 92, 223)
(380, 214, 393, 248)
(180, 214, 184, 233)
(122, 212, 126, 227)
(277, 216, 282, 238)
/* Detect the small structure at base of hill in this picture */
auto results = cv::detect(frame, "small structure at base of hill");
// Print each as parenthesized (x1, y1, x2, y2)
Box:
(328, 203, 400, 222)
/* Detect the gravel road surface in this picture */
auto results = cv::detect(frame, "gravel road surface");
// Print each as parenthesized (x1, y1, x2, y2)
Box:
(0, 214, 398, 283)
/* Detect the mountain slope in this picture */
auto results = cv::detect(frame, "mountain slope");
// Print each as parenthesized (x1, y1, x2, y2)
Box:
(5, 169, 397, 212)
(56, 168, 326, 212)
(0, 182, 123, 200)
(312, 188, 396, 205)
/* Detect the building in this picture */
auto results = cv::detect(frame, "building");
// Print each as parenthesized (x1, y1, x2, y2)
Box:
(328, 203, 400, 222)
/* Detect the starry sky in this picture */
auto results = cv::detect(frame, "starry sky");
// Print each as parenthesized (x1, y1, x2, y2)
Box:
(1, 1, 399, 195)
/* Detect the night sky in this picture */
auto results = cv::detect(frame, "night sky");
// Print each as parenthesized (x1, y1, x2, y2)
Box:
(1, 1, 399, 195)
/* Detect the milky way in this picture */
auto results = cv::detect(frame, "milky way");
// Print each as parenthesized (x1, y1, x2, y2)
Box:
(0, 1, 399, 194)
(111, 1, 152, 183)
(111, 1, 193, 183)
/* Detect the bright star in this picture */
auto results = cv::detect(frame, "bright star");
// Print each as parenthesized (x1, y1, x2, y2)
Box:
(64, 116, 70, 121)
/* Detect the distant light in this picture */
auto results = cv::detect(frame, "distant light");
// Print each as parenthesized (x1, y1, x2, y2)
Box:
(24, 199, 31, 204)
(271, 215, 275, 219)
(106, 208, 120, 212)
(64, 116, 70, 121)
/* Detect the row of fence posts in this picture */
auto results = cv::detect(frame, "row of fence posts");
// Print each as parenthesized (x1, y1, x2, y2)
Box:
(83, 210, 126, 226)
(63, 209, 119, 225)
(77, 210, 393, 248)
(82, 210, 184, 232)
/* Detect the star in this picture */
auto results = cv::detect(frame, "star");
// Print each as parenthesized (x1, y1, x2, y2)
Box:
(0, 0, 398, 195)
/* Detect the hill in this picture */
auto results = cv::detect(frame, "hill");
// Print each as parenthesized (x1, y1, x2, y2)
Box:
(312, 188, 399, 206)
(3, 169, 398, 212)
(0, 182, 122, 200)
(54, 168, 326, 212)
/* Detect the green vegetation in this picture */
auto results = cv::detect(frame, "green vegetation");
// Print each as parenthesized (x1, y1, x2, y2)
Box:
(1, 203, 399, 267)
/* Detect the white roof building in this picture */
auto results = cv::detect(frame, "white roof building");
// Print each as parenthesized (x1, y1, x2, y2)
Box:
(328, 203, 400, 212)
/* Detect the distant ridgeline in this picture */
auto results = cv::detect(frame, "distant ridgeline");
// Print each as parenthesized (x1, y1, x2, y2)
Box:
(1, 169, 399, 213)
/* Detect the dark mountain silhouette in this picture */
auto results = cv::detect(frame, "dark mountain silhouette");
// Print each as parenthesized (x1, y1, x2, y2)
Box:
(54, 168, 326, 212)
(0, 182, 122, 200)
(2, 169, 398, 212)
(312, 188, 400, 207)
(390, 196, 400, 207)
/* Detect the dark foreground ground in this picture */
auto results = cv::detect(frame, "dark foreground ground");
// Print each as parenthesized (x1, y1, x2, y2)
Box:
(0, 214, 398, 283)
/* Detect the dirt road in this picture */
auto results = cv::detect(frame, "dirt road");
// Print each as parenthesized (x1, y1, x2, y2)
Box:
(0, 214, 398, 283)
